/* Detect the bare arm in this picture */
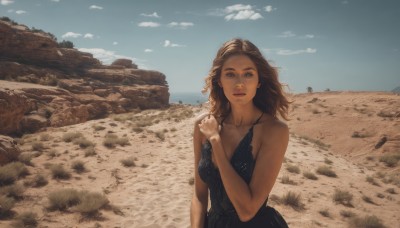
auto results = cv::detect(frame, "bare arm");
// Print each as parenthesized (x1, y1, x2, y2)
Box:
(190, 114, 209, 228)
(201, 117, 289, 222)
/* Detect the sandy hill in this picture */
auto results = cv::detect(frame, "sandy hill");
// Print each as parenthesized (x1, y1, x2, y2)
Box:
(0, 92, 399, 228)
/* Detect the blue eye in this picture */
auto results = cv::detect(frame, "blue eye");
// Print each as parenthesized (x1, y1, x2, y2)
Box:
(244, 72, 253, 77)
(225, 72, 235, 77)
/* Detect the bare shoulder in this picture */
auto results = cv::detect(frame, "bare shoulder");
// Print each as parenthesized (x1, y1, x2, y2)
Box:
(259, 116, 289, 142)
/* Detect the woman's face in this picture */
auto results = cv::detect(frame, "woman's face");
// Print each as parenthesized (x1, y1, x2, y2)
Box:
(219, 54, 260, 105)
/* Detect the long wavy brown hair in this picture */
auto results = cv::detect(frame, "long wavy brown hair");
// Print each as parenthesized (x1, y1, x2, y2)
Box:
(202, 38, 290, 121)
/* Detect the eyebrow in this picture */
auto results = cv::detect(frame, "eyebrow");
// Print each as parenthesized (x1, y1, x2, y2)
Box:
(223, 67, 256, 71)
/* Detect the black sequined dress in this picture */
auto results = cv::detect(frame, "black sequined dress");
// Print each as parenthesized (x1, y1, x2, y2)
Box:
(198, 113, 289, 228)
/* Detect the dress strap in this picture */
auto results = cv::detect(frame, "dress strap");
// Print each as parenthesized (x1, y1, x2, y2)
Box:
(253, 112, 264, 126)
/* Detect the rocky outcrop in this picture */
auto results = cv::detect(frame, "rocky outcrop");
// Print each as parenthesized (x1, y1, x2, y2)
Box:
(0, 135, 21, 165)
(111, 59, 138, 69)
(0, 21, 101, 72)
(0, 89, 35, 135)
(0, 19, 170, 136)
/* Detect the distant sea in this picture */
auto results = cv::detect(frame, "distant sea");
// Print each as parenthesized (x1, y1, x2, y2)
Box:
(169, 92, 208, 105)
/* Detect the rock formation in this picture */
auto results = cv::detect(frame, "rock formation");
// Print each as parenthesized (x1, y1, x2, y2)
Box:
(0, 135, 21, 165)
(0, 19, 169, 136)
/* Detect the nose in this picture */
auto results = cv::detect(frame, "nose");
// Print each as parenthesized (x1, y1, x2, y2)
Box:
(235, 77, 244, 88)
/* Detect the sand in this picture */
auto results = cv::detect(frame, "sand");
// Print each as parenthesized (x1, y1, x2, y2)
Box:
(0, 92, 399, 228)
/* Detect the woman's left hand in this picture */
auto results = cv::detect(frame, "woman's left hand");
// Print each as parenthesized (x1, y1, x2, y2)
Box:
(198, 114, 220, 140)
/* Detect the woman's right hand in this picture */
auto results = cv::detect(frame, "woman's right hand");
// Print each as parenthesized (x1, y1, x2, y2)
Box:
(198, 114, 220, 140)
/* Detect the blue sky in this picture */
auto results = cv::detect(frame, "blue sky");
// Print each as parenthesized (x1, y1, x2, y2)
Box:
(1, 0, 399, 93)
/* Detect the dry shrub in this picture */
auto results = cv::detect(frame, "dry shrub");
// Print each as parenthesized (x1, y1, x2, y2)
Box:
(120, 157, 136, 167)
(103, 134, 130, 148)
(319, 208, 331, 218)
(379, 153, 400, 167)
(281, 175, 297, 185)
(50, 164, 71, 180)
(333, 189, 353, 207)
(0, 195, 15, 218)
(31, 174, 48, 187)
(71, 160, 86, 173)
(348, 215, 386, 228)
(340, 210, 355, 218)
(188, 177, 194, 185)
(40, 133, 51, 141)
(316, 166, 337, 177)
(0, 162, 29, 187)
(298, 135, 330, 150)
(62, 132, 83, 142)
(47, 189, 109, 216)
(281, 191, 304, 210)
(47, 188, 80, 211)
(381, 173, 400, 187)
(85, 147, 97, 157)
(376, 193, 385, 199)
(366, 176, 380, 186)
(18, 153, 33, 166)
(31, 142, 45, 151)
(132, 127, 144, 133)
(0, 183, 24, 199)
(324, 158, 333, 165)
(73, 137, 94, 149)
(72, 191, 109, 215)
(385, 188, 396, 194)
(351, 131, 371, 138)
(12, 211, 38, 227)
(303, 171, 318, 180)
(92, 125, 106, 131)
(362, 195, 376, 205)
(155, 131, 165, 141)
(286, 164, 300, 174)
(47, 149, 58, 158)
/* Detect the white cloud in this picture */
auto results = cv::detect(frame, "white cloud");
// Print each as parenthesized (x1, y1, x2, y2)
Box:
(163, 40, 185, 48)
(263, 48, 317, 55)
(167, 21, 194, 29)
(78, 48, 147, 68)
(1, 0, 14, 6)
(83, 33, 94, 39)
(277, 48, 317, 55)
(225, 9, 263, 21)
(15, 10, 27, 14)
(264, 5, 276, 12)
(112, 41, 118, 45)
(50, 0, 60, 2)
(301, 34, 315, 39)
(218, 4, 263, 21)
(138, 21, 160, 27)
(278, 31, 315, 39)
(225, 4, 252, 14)
(61, 32, 82, 38)
(89, 5, 103, 10)
(140, 12, 160, 18)
(144, 49, 153, 53)
(278, 31, 296, 38)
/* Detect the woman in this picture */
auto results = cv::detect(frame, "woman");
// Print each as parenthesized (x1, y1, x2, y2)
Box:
(190, 39, 290, 228)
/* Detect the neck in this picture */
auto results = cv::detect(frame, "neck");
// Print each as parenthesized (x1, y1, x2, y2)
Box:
(228, 102, 260, 127)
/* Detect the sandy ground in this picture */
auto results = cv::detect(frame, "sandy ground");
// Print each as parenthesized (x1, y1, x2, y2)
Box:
(1, 92, 399, 228)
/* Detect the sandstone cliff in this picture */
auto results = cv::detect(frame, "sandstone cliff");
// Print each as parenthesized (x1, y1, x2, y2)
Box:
(0, 19, 169, 136)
